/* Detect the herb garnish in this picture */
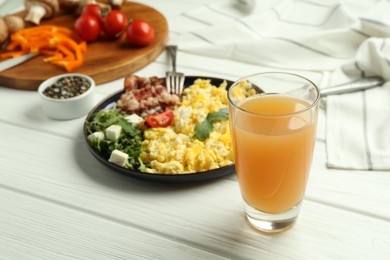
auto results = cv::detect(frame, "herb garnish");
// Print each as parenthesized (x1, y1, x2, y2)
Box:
(193, 111, 229, 141)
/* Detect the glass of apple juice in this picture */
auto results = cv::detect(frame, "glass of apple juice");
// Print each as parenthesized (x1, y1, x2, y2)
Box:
(228, 72, 320, 233)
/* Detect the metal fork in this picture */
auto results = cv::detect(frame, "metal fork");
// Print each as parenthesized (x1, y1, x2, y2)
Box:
(166, 45, 185, 95)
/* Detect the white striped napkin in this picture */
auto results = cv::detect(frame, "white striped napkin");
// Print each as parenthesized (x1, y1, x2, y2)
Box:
(326, 1, 390, 170)
(171, 0, 390, 170)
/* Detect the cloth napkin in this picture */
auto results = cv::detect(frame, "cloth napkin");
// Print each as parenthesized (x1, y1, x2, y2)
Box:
(326, 2, 390, 170)
(171, 0, 390, 170)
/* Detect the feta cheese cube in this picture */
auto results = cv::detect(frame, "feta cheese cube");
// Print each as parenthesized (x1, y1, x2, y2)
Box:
(108, 149, 129, 167)
(87, 131, 105, 142)
(125, 114, 144, 125)
(105, 125, 122, 141)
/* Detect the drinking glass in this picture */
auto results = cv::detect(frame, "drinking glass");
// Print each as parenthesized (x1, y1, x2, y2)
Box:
(228, 72, 320, 233)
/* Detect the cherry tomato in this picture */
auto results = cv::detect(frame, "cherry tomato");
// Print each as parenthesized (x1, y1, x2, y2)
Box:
(145, 111, 174, 128)
(74, 14, 101, 42)
(126, 19, 155, 46)
(81, 3, 104, 27)
(81, 4, 102, 19)
(103, 10, 128, 38)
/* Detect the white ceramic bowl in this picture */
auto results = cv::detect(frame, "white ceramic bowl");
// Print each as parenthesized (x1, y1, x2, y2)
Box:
(38, 73, 95, 120)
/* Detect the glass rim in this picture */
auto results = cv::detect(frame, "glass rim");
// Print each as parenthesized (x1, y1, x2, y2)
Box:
(228, 72, 321, 117)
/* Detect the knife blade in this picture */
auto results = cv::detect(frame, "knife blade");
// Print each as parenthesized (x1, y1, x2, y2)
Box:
(0, 53, 37, 72)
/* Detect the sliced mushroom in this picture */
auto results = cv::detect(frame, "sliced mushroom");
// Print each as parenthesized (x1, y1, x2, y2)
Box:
(0, 17, 9, 45)
(24, 0, 60, 25)
(4, 15, 25, 34)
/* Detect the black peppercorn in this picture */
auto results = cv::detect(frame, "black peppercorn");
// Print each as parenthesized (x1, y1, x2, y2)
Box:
(43, 76, 91, 99)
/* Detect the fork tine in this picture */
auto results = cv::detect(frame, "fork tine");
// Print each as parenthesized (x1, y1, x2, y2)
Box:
(166, 45, 185, 95)
(165, 73, 171, 93)
(174, 77, 180, 94)
(178, 76, 185, 94)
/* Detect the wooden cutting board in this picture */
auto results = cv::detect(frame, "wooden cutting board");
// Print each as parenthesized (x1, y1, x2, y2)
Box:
(0, 1, 168, 90)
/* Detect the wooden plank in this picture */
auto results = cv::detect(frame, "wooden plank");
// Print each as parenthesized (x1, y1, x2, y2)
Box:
(0, 1, 168, 90)
(0, 188, 228, 260)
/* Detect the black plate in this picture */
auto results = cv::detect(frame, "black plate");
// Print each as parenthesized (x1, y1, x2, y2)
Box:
(83, 76, 236, 183)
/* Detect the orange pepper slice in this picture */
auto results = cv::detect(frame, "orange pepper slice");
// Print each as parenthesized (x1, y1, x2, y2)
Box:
(1, 25, 87, 72)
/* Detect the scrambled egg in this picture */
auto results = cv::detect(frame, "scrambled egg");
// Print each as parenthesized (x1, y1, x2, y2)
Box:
(230, 80, 257, 100)
(140, 79, 233, 174)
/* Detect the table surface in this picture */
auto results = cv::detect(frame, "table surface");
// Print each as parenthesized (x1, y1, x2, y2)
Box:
(1, 1, 389, 259)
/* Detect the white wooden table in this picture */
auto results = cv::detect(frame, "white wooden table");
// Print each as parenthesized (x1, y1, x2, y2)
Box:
(1, 1, 390, 259)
